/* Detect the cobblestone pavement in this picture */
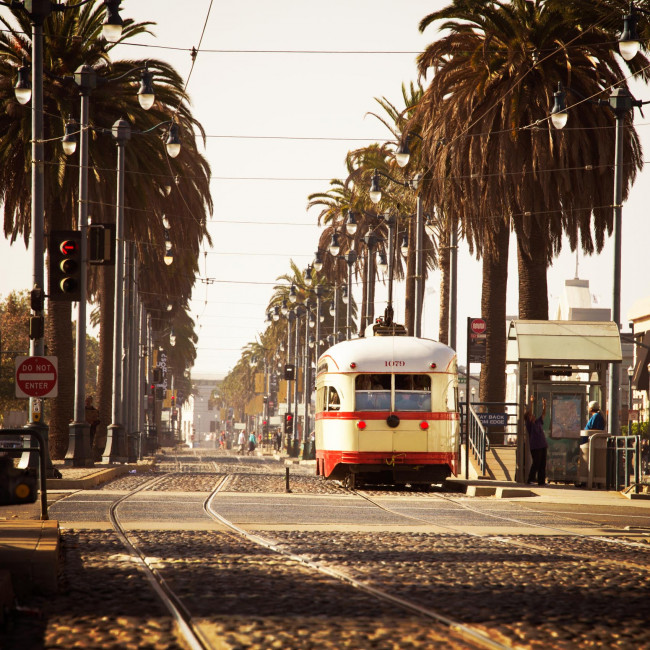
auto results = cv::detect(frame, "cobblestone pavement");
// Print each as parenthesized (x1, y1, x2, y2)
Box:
(3, 451, 649, 648)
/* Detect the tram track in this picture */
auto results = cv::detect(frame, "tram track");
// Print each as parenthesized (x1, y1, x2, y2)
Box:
(351, 487, 650, 570)
(205, 474, 510, 650)
(90, 469, 505, 649)
(40, 452, 650, 648)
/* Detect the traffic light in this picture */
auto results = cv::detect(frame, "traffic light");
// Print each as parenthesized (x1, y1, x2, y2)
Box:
(284, 363, 295, 380)
(48, 230, 82, 301)
(88, 223, 115, 265)
(284, 412, 294, 434)
(153, 367, 163, 383)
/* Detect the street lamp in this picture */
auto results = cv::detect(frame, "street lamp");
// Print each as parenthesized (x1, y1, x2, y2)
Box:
(550, 81, 646, 435)
(13, 63, 31, 104)
(103, 117, 131, 463)
(627, 365, 634, 435)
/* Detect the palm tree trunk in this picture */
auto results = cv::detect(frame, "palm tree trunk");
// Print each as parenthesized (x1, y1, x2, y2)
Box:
(479, 219, 509, 404)
(438, 226, 450, 345)
(517, 219, 549, 320)
(47, 300, 74, 459)
(96, 265, 115, 459)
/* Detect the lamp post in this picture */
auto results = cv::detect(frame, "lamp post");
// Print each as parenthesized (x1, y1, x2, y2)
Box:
(63, 62, 155, 467)
(627, 365, 634, 435)
(551, 82, 646, 436)
(363, 230, 379, 331)
(103, 117, 130, 463)
(369, 169, 424, 334)
(5, 0, 124, 477)
(303, 299, 312, 457)
(292, 304, 303, 457)
(344, 250, 357, 339)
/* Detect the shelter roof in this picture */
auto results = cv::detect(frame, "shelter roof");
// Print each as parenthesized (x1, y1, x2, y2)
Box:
(506, 320, 622, 364)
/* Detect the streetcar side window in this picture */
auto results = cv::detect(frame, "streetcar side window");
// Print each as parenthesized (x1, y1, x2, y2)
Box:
(395, 374, 431, 411)
(355, 374, 391, 411)
(326, 386, 341, 411)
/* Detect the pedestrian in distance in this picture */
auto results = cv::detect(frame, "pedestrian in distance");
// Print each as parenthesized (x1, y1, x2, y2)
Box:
(585, 401, 606, 431)
(524, 395, 548, 486)
(238, 430, 246, 454)
(84, 396, 100, 448)
(248, 431, 257, 455)
(580, 400, 606, 445)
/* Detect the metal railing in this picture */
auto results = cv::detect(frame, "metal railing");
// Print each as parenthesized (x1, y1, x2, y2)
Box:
(607, 435, 641, 492)
(466, 405, 489, 475)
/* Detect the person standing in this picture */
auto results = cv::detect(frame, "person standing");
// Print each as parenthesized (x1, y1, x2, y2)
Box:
(84, 396, 100, 449)
(237, 430, 246, 454)
(524, 395, 548, 486)
(585, 401, 605, 431)
(580, 401, 606, 445)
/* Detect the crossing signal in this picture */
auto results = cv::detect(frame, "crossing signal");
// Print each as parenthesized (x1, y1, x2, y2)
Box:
(284, 363, 295, 380)
(284, 412, 294, 434)
(49, 230, 82, 301)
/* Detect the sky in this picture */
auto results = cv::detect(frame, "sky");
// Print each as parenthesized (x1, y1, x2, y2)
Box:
(1, 0, 650, 379)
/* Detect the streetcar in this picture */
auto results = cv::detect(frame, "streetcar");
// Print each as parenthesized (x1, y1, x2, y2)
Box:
(315, 319, 460, 487)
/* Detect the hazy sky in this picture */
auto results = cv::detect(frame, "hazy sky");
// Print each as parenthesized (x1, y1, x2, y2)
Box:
(1, 0, 650, 378)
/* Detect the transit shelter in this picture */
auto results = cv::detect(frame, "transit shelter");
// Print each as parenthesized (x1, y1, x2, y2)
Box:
(506, 320, 622, 483)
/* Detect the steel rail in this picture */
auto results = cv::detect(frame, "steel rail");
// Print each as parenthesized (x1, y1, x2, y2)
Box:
(108, 475, 213, 650)
(205, 476, 507, 650)
(351, 488, 650, 569)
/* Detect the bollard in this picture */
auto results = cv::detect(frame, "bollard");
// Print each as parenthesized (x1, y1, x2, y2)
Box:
(285, 466, 291, 493)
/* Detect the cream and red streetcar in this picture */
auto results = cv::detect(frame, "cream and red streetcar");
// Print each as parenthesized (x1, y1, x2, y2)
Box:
(315, 321, 460, 487)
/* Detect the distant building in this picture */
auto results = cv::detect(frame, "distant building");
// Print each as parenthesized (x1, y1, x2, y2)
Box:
(179, 376, 222, 447)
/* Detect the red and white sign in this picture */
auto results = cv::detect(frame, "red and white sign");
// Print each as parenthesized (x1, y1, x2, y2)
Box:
(470, 318, 487, 335)
(15, 356, 58, 398)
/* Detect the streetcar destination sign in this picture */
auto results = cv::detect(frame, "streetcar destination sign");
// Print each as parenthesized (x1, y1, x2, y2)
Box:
(15, 356, 58, 398)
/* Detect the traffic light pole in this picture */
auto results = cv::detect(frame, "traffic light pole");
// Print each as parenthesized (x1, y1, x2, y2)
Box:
(66, 84, 93, 467)
(291, 306, 302, 457)
(103, 118, 130, 463)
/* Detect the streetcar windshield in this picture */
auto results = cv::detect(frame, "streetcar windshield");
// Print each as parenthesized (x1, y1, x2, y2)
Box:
(395, 374, 431, 412)
(355, 374, 391, 411)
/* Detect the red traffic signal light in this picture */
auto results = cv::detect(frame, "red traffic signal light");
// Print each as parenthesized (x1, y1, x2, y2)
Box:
(284, 412, 294, 434)
(49, 230, 82, 301)
(60, 239, 79, 255)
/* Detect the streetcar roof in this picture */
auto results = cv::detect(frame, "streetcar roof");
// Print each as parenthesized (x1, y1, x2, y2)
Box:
(317, 336, 456, 374)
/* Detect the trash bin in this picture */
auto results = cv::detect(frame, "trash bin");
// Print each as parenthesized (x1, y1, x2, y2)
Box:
(576, 431, 608, 488)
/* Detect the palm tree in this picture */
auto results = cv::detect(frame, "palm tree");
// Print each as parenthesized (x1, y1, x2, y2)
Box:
(0, 2, 212, 456)
(411, 0, 647, 402)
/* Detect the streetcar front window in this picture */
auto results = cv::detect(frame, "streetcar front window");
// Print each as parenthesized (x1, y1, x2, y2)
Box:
(355, 374, 391, 411)
(395, 374, 431, 412)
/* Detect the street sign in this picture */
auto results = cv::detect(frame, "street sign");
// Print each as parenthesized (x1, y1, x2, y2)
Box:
(467, 317, 487, 364)
(476, 412, 509, 427)
(470, 318, 487, 335)
(15, 356, 58, 398)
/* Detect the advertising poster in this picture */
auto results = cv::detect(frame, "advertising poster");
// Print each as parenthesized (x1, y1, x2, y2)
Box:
(551, 393, 583, 439)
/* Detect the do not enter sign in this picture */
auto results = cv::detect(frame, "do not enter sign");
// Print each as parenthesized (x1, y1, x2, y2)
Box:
(470, 318, 487, 335)
(15, 356, 58, 398)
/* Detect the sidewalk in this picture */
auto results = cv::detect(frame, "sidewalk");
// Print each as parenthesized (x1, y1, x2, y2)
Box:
(0, 460, 148, 603)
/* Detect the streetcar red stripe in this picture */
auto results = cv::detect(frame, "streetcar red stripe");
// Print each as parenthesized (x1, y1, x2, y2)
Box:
(316, 411, 459, 421)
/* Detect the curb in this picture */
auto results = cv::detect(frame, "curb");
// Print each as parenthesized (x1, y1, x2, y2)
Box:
(48, 463, 145, 490)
